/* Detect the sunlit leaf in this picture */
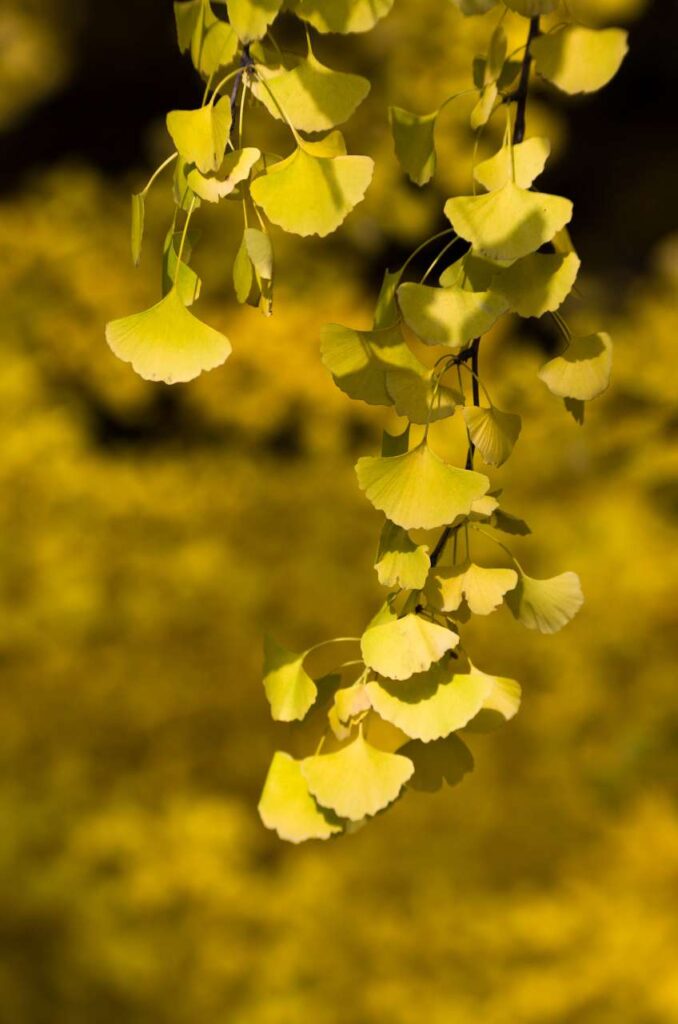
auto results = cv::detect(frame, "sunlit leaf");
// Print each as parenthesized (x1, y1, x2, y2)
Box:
(356, 442, 490, 530)
(439, 251, 507, 291)
(258, 751, 343, 842)
(532, 26, 629, 95)
(361, 612, 459, 681)
(385, 367, 460, 424)
(226, 0, 283, 43)
(105, 287, 231, 384)
(166, 98, 233, 174)
(426, 561, 518, 616)
(444, 181, 573, 261)
(389, 107, 438, 186)
(162, 232, 202, 306)
(474, 137, 550, 192)
(493, 252, 580, 318)
(463, 405, 522, 467)
(243, 227, 273, 280)
(506, 570, 584, 634)
(233, 233, 254, 304)
(470, 81, 497, 130)
(187, 147, 260, 201)
(263, 636, 317, 721)
(400, 734, 474, 792)
(465, 674, 521, 733)
(301, 733, 413, 821)
(289, 0, 395, 34)
(399, 281, 507, 349)
(199, 17, 239, 76)
(375, 522, 431, 591)
(320, 322, 420, 406)
(538, 332, 612, 401)
(130, 192, 145, 266)
(366, 661, 494, 742)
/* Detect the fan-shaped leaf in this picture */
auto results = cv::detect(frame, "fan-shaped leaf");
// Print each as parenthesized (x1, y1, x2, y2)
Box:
(258, 751, 343, 843)
(426, 561, 518, 616)
(187, 147, 260, 201)
(400, 734, 474, 792)
(439, 252, 507, 291)
(474, 136, 550, 192)
(263, 636, 317, 722)
(375, 522, 430, 591)
(389, 107, 438, 186)
(470, 82, 497, 130)
(493, 252, 580, 318)
(538, 332, 612, 401)
(463, 405, 522, 467)
(506, 570, 584, 634)
(385, 367, 460, 424)
(532, 26, 628, 95)
(166, 98, 232, 174)
(361, 613, 459, 681)
(289, 0, 395, 34)
(399, 281, 507, 349)
(320, 322, 419, 406)
(226, 0, 283, 42)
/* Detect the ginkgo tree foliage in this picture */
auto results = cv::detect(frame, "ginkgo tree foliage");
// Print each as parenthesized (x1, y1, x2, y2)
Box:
(258, 0, 625, 844)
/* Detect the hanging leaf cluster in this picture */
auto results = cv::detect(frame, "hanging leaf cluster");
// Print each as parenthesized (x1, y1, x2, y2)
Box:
(260, 2, 625, 843)
(106, 0, 391, 384)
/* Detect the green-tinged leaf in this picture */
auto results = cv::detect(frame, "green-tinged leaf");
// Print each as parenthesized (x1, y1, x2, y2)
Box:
(505, 0, 556, 14)
(465, 675, 521, 732)
(258, 751, 343, 843)
(474, 136, 550, 192)
(400, 734, 474, 792)
(444, 181, 573, 261)
(289, 0, 395, 34)
(470, 493, 499, 520)
(361, 613, 459, 681)
(439, 251, 507, 291)
(244, 227, 273, 280)
(366, 661, 494, 742)
(487, 25, 507, 80)
(263, 636, 317, 721)
(250, 138, 373, 237)
(199, 18, 239, 75)
(385, 367, 460, 424)
(389, 107, 438, 186)
(538, 332, 612, 401)
(166, 98, 232, 174)
(450, 0, 498, 14)
(374, 268, 403, 329)
(399, 281, 507, 349)
(356, 442, 490, 531)
(254, 47, 370, 132)
(131, 192, 145, 266)
(301, 733, 413, 821)
(463, 405, 522, 467)
(470, 82, 497, 130)
(174, 0, 203, 52)
(375, 522, 430, 591)
(233, 234, 255, 304)
(426, 561, 518, 616)
(173, 159, 200, 211)
(329, 681, 371, 740)
(532, 26, 628, 95)
(492, 508, 531, 535)
(187, 147, 261, 202)
(227, 0, 283, 42)
(162, 232, 202, 307)
(493, 252, 580, 318)
(105, 287, 231, 384)
(320, 322, 420, 407)
(506, 570, 584, 634)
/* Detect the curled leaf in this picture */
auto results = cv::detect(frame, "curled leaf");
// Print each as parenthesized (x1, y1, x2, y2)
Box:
(258, 752, 343, 843)
(463, 405, 522, 467)
(320, 322, 420, 407)
(375, 522, 431, 591)
(399, 281, 507, 349)
(361, 613, 459, 681)
(389, 107, 438, 186)
(263, 636, 317, 722)
(187, 147, 261, 202)
(506, 570, 584, 634)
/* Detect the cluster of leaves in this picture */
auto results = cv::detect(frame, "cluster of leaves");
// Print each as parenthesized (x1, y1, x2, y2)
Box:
(259, 1, 627, 843)
(105, 0, 394, 384)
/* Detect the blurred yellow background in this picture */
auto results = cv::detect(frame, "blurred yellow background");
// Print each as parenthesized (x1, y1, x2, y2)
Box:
(1, 0, 677, 1020)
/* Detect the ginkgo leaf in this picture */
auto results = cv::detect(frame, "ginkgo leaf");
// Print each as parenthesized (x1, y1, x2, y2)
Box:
(253, 47, 370, 132)
(389, 107, 438, 186)
(470, 493, 499, 520)
(538, 333, 612, 401)
(250, 139, 373, 237)
(226, 0, 283, 43)
(361, 612, 459, 681)
(400, 734, 474, 792)
(426, 561, 518, 616)
(263, 636, 317, 721)
(289, 0, 395, 34)
(162, 233, 202, 307)
(187, 147, 260, 201)
(463, 405, 522, 467)
(506, 570, 584, 634)
(174, 0, 203, 52)
(474, 137, 550, 192)
(385, 367, 460, 424)
(243, 227, 273, 280)
(320, 322, 420, 407)
(258, 751, 343, 843)
(233, 234, 254, 304)
(105, 287, 231, 384)
(131, 192, 145, 266)
(373, 268, 403, 329)
(356, 442, 490, 531)
(492, 508, 531, 536)
(366, 662, 494, 742)
(375, 521, 430, 591)
(301, 733, 413, 821)
(398, 281, 507, 349)
(470, 82, 498, 130)
(531, 26, 628, 95)
(492, 252, 580, 318)
(444, 181, 573, 261)
(439, 252, 507, 291)
(200, 17, 239, 75)
(166, 98, 232, 174)
(505, 0, 556, 15)
(333, 681, 371, 727)
(173, 159, 200, 211)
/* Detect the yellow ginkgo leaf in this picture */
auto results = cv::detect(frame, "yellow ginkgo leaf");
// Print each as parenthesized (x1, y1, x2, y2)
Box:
(253, 48, 369, 132)
(426, 561, 518, 616)
(385, 367, 460, 424)
(166, 98, 232, 174)
(226, 0, 283, 43)
(470, 81, 498, 130)
(187, 147, 261, 202)
(439, 252, 508, 291)
(331, 682, 371, 733)
(250, 139, 373, 237)
(399, 734, 474, 792)
(444, 181, 573, 261)
(465, 674, 522, 733)
(463, 405, 522, 467)
(320, 322, 420, 407)
(289, 0, 395, 34)
(258, 751, 343, 843)
(506, 570, 584, 634)
(105, 287, 231, 385)
(263, 636, 317, 722)
(301, 733, 413, 821)
(366, 662, 494, 742)
(493, 252, 580, 318)
(174, 0, 239, 76)
(398, 281, 507, 349)
(361, 613, 459, 681)
(389, 107, 438, 186)
(356, 442, 490, 531)
(375, 521, 430, 591)
(474, 136, 550, 192)
(531, 26, 628, 95)
(538, 332, 612, 401)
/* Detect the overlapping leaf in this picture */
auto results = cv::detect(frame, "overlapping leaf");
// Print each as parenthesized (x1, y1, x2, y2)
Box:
(187, 147, 261, 202)
(361, 612, 459, 681)
(375, 522, 431, 591)
(226, 0, 284, 43)
(389, 107, 438, 186)
(258, 751, 343, 842)
(398, 281, 507, 350)
(289, 0, 395, 34)
(426, 561, 518, 616)
(474, 137, 550, 192)
(463, 405, 522, 467)
(492, 252, 580, 318)
(166, 98, 232, 174)
(538, 333, 612, 401)
(320, 322, 420, 406)
(263, 636, 317, 721)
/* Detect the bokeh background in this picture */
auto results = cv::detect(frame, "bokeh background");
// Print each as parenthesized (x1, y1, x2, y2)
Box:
(1, 1, 677, 1020)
